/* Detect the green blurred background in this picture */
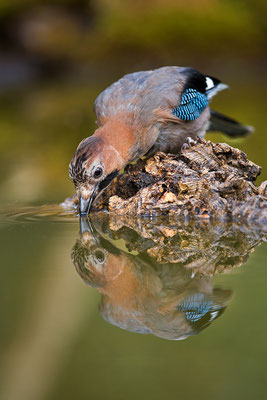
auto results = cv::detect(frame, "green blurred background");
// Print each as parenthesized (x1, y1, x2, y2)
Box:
(0, 0, 266, 206)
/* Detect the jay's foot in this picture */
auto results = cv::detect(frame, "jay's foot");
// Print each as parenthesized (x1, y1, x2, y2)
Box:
(181, 137, 197, 151)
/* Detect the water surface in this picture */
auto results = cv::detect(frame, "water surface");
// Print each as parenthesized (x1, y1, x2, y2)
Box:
(0, 206, 266, 400)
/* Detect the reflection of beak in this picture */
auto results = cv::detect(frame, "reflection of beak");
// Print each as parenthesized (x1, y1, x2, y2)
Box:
(80, 216, 94, 235)
(79, 215, 100, 245)
(79, 189, 97, 216)
(80, 216, 91, 233)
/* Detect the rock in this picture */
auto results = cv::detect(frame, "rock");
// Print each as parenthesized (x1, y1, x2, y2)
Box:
(94, 138, 267, 224)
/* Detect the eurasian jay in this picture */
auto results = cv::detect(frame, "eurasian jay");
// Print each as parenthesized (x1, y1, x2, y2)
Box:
(69, 66, 252, 215)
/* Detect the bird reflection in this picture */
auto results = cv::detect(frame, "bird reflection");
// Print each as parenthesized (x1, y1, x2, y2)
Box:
(72, 217, 267, 340)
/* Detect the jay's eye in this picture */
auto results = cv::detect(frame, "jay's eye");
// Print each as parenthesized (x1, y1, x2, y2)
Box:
(93, 250, 105, 264)
(93, 167, 103, 179)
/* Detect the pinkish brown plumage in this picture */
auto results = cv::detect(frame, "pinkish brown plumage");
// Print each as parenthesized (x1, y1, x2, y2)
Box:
(69, 66, 253, 215)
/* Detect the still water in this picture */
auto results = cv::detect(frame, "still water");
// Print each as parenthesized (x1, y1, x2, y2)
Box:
(0, 205, 266, 400)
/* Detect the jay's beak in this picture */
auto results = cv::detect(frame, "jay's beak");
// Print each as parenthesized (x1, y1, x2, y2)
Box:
(79, 197, 91, 216)
(79, 188, 97, 216)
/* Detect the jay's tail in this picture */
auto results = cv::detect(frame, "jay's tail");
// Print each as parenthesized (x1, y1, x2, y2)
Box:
(208, 109, 254, 137)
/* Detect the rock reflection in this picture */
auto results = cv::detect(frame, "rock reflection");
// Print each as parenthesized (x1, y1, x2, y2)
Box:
(71, 215, 265, 340)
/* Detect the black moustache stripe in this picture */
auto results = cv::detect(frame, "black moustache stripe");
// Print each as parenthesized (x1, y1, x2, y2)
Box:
(99, 170, 119, 192)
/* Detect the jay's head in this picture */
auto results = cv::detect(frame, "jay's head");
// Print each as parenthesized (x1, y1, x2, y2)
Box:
(69, 136, 123, 215)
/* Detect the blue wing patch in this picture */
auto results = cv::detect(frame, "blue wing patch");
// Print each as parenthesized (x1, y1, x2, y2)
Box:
(173, 88, 209, 121)
(177, 293, 213, 322)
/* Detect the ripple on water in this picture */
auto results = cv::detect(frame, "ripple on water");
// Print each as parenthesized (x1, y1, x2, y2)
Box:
(0, 204, 78, 224)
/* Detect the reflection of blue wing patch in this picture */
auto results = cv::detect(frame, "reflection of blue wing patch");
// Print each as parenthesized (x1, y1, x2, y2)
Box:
(173, 88, 209, 121)
(178, 293, 213, 322)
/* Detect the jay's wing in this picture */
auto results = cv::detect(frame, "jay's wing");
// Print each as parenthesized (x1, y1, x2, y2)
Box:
(94, 66, 224, 127)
